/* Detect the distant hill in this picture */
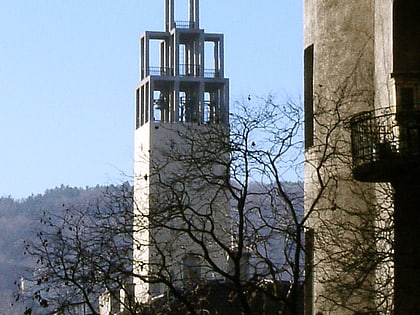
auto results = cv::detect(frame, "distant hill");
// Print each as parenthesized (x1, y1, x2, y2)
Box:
(1, 182, 303, 314)
(0, 184, 126, 314)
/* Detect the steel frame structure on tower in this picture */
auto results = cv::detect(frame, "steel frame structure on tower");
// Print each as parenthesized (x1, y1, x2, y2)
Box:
(135, 0, 228, 128)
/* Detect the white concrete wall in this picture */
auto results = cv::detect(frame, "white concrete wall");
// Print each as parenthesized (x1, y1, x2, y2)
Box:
(133, 122, 152, 303)
(133, 122, 230, 303)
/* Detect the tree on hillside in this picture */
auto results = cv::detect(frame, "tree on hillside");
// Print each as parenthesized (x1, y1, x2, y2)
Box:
(19, 183, 135, 315)
(0, 186, 109, 315)
(19, 96, 307, 315)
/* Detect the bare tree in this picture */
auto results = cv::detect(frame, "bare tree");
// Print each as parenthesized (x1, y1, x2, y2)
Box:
(20, 184, 137, 315)
(19, 93, 397, 315)
(133, 95, 305, 315)
(20, 96, 307, 315)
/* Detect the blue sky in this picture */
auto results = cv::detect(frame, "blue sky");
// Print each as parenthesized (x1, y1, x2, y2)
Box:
(0, 1, 302, 198)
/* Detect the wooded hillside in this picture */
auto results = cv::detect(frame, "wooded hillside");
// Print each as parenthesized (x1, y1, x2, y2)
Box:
(0, 184, 125, 313)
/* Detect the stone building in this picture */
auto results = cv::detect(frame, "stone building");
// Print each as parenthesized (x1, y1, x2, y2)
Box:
(304, 1, 420, 314)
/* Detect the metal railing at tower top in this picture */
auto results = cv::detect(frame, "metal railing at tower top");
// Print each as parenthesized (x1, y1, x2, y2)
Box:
(143, 66, 221, 78)
(174, 20, 198, 29)
(148, 67, 173, 76)
(204, 69, 221, 78)
(350, 108, 420, 181)
(178, 64, 200, 76)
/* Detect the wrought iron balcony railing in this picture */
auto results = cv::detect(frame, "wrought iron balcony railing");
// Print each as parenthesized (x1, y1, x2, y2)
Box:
(350, 109, 420, 182)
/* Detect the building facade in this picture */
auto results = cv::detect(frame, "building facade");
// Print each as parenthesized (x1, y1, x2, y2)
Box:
(133, 0, 229, 304)
(304, 1, 420, 314)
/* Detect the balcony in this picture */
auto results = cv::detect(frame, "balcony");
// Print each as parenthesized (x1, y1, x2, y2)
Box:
(350, 109, 420, 182)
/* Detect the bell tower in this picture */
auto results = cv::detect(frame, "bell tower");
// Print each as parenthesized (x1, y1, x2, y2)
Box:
(135, 0, 228, 128)
(133, 0, 229, 303)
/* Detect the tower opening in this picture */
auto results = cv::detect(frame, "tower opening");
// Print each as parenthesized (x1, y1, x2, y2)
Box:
(174, 0, 189, 26)
(166, 0, 199, 30)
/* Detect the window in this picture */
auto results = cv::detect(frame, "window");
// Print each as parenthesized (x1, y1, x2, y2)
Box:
(401, 87, 414, 110)
(136, 88, 140, 129)
(304, 44, 314, 149)
(395, 82, 420, 110)
(395, 82, 420, 155)
(304, 228, 315, 315)
(183, 253, 201, 285)
(393, 0, 420, 73)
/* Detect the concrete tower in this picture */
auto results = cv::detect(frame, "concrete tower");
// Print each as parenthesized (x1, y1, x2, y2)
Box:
(305, 1, 420, 314)
(133, 0, 229, 304)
